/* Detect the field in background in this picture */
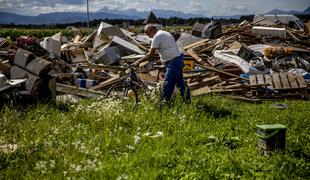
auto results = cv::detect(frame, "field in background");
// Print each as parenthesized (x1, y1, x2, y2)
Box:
(0, 28, 95, 41)
(0, 95, 309, 179)
(0, 26, 192, 40)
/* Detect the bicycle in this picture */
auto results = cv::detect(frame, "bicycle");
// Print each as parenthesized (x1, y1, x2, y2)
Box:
(106, 63, 191, 110)
(106, 64, 159, 109)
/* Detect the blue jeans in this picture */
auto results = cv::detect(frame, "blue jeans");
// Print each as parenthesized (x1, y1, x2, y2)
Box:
(163, 54, 191, 103)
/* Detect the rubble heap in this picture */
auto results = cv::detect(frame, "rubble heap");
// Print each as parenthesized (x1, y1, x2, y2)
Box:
(1, 14, 310, 105)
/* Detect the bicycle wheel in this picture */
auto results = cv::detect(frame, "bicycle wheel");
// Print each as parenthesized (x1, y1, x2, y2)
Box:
(106, 82, 139, 105)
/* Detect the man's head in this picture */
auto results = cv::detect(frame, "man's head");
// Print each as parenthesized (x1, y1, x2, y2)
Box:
(144, 25, 158, 38)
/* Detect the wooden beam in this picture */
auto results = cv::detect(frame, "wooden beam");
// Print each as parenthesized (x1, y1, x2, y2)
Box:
(188, 76, 220, 90)
(183, 38, 210, 50)
(90, 74, 127, 90)
(198, 35, 238, 53)
(56, 83, 106, 98)
(186, 48, 210, 67)
(192, 86, 243, 96)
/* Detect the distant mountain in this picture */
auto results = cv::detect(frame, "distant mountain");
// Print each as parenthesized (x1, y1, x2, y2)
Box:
(97, 6, 204, 19)
(304, 7, 310, 14)
(0, 7, 205, 25)
(213, 15, 245, 20)
(265, 7, 310, 15)
(0, 11, 138, 25)
(1, 6, 309, 25)
(265, 9, 301, 15)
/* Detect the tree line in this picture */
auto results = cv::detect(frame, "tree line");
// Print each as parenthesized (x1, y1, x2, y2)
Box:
(0, 14, 309, 29)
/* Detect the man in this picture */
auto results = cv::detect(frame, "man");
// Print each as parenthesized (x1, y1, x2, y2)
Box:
(134, 25, 190, 103)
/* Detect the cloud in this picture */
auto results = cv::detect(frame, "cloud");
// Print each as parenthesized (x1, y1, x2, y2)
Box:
(0, 0, 308, 16)
(91, 0, 177, 11)
(215, 0, 256, 15)
(184, 0, 209, 15)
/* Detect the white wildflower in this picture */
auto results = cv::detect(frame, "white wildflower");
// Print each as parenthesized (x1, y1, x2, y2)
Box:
(150, 131, 164, 138)
(0, 144, 18, 153)
(134, 134, 141, 144)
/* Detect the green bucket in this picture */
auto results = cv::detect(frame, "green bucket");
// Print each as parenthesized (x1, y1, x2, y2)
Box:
(256, 124, 287, 155)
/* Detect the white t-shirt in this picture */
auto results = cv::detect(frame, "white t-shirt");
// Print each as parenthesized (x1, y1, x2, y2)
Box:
(151, 30, 181, 63)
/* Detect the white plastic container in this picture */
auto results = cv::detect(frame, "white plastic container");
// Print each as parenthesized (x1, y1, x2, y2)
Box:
(41, 37, 61, 56)
(251, 26, 286, 38)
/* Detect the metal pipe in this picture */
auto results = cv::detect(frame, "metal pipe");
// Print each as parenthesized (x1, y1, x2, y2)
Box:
(87, 0, 90, 28)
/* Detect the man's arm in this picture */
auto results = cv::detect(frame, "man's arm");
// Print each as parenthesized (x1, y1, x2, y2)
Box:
(133, 48, 156, 67)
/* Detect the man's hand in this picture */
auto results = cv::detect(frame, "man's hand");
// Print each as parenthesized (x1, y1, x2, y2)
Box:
(133, 58, 144, 67)
(133, 48, 156, 67)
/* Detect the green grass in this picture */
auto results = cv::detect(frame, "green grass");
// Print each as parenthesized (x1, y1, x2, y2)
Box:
(0, 96, 309, 179)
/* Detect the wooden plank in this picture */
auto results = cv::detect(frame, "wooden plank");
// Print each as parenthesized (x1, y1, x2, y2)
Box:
(265, 75, 273, 89)
(184, 72, 214, 80)
(257, 74, 265, 85)
(188, 76, 220, 90)
(296, 74, 307, 88)
(208, 88, 244, 93)
(224, 84, 244, 89)
(56, 83, 106, 98)
(90, 74, 127, 90)
(272, 73, 282, 89)
(250, 75, 257, 85)
(192, 87, 243, 96)
(186, 48, 210, 67)
(183, 39, 210, 50)
(206, 66, 246, 80)
(198, 35, 238, 53)
(287, 73, 299, 88)
(192, 86, 211, 96)
(279, 73, 290, 89)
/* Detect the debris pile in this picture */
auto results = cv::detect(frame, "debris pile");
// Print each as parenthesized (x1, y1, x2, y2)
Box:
(181, 14, 310, 101)
(1, 13, 310, 105)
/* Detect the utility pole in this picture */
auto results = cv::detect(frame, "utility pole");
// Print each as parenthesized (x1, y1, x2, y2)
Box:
(87, 0, 90, 28)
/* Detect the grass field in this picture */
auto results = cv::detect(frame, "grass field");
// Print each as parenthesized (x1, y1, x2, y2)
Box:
(0, 26, 191, 41)
(0, 95, 309, 179)
(0, 28, 95, 41)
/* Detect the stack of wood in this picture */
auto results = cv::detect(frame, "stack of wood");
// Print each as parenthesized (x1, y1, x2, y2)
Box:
(177, 19, 310, 101)
(9, 48, 55, 99)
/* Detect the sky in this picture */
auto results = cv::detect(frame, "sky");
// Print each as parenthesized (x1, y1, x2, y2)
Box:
(0, 0, 309, 16)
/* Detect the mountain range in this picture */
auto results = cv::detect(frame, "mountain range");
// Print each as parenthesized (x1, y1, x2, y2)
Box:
(0, 6, 309, 25)
(266, 7, 310, 15)
(214, 7, 310, 20)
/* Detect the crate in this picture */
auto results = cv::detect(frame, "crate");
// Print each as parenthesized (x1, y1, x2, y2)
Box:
(256, 124, 287, 155)
(237, 44, 256, 61)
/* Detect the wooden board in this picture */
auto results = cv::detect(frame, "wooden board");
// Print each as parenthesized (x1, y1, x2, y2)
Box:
(57, 83, 106, 98)
(192, 86, 211, 96)
(287, 73, 299, 88)
(257, 74, 265, 85)
(250, 75, 257, 85)
(186, 48, 210, 67)
(90, 74, 127, 90)
(183, 39, 210, 50)
(192, 86, 243, 96)
(188, 76, 220, 90)
(279, 73, 290, 89)
(265, 75, 273, 89)
(296, 74, 307, 88)
(272, 73, 282, 89)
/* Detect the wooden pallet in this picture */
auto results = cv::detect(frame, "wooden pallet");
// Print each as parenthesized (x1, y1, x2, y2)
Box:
(250, 73, 307, 90)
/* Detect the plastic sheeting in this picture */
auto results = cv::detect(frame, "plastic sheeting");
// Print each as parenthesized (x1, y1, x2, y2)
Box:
(213, 44, 271, 74)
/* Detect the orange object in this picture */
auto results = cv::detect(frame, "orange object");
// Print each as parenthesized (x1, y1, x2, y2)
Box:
(264, 46, 294, 59)
(183, 60, 194, 71)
